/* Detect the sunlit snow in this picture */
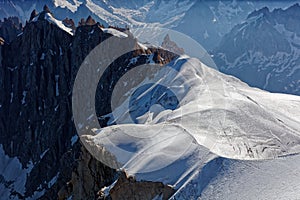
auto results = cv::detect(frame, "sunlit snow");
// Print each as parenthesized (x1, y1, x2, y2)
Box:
(81, 56, 300, 198)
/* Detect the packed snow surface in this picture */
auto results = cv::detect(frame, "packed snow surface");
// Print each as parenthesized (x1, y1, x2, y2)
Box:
(200, 154, 300, 200)
(81, 56, 300, 198)
(101, 28, 128, 38)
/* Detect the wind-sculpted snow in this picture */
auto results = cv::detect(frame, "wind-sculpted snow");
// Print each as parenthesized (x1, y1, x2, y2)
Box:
(80, 56, 300, 196)
(201, 154, 300, 200)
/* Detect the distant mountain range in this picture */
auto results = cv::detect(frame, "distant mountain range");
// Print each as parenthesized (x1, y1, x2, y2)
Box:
(213, 3, 300, 95)
(1, 0, 300, 50)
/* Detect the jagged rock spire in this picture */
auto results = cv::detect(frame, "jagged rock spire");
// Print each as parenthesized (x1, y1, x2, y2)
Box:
(36, 5, 53, 20)
(86, 15, 96, 25)
(164, 34, 170, 42)
(63, 18, 76, 30)
(161, 34, 185, 55)
(79, 18, 86, 26)
(29, 9, 38, 21)
(78, 16, 96, 26)
(43, 4, 51, 13)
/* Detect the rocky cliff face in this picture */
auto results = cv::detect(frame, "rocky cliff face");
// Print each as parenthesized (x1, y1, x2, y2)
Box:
(0, 10, 177, 200)
(0, 14, 114, 200)
(109, 171, 174, 200)
(0, 16, 22, 43)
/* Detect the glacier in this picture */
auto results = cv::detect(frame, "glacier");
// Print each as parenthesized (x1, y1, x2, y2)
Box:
(80, 56, 300, 199)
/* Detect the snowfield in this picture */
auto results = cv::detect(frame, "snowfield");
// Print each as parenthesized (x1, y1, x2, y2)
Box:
(81, 56, 300, 199)
(200, 154, 300, 200)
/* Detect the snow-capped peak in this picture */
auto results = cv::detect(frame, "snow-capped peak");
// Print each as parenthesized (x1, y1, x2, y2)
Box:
(32, 11, 74, 35)
(44, 13, 74, 35)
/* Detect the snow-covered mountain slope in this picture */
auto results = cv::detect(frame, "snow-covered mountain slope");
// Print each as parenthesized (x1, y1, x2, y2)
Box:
(213, 4, 300, 96)
(200, 154, 300, 200)
(32, 11, 74, 35)
(2, 0, 300, 50)
(80, 56, 300, 198)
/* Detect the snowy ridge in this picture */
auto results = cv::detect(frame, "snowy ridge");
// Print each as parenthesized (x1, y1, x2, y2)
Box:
(53, 0, 82, 13)
(101, 28, 128, 38)
(32, 12, 74, 35)
(44, 13, 74, 35)
(103, 56, 300, 160)
(82, 56, 300, 198)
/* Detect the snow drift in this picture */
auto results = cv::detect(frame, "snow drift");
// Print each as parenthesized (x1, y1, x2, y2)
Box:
(80, 56, 300, 198)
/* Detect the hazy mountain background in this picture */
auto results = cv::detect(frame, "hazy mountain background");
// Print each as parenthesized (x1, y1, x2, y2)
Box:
(1, 0, 300, 50)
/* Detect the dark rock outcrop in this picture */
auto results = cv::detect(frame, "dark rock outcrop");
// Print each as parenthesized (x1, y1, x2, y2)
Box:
(29, 9, 39, 22)
(43, 5, 51, 13)
(0, 16, 22, 43)
(109, 172, 175, 200)
(63, 18, 76, 31)
(57, 146, 115, 200)
(86, 15, 96, 26)
(161, 34, 185, 55)
(0, 9, 178, 199)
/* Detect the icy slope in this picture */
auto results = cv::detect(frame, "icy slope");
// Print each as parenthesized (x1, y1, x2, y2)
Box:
(172, 152, 300, 199)
(200, 154, 300, 200)
(81, 56, 300, 197)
